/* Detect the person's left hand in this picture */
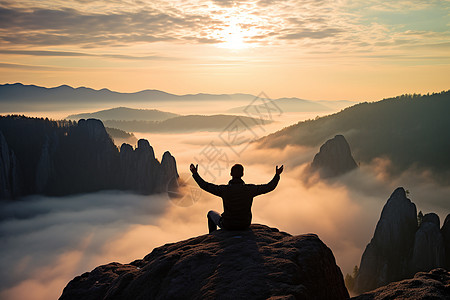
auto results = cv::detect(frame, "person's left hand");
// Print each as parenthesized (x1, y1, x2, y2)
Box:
(190, 163, 198, 174)
(276, 165, 284, 175)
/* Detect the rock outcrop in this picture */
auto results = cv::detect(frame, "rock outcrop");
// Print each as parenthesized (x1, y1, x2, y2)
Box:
(442, 215, 450, 269)
(0, 115, 178, 199)
(119, 139, 179, 194)
(354, 187, 450, 294)
(160, 150, 179, 191)
(410, 213, 446, 275)
(355, 188, 417, 293)
(310, 134, 357, 178)
(352, 268, 450, 300)
(59, 224, 349, 300)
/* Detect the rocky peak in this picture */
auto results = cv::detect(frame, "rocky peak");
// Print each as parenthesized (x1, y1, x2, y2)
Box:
(410, 213, 445, 274)
(441, 214, 450, 269)
(422, 213, 440, 226)
(311, 134, 357, 177)
(136, 138, 155, 160)
(78, 118, 109, 141)
(373, 187, 417, 251)
(161, 151, 177, 174)
(117, 139, 178, 194)
(119, 143, 133, 156)
(59, 224, 349, 300)
(0, 116, 179, 198)
(160, 151, 179, 192)
(355, 188, 449, 294)
(355, 187, 417, 293)
(442, 214, 450, 235)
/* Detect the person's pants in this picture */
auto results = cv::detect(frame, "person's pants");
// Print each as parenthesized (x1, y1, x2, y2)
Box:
(207, 210, 222, 233)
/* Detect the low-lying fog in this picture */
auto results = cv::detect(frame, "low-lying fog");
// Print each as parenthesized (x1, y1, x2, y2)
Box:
(1, 105, 449, 300)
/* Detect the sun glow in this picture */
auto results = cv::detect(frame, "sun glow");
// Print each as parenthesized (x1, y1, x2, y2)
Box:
(220, 18, 248, 49)
(210, 3, 264, 50)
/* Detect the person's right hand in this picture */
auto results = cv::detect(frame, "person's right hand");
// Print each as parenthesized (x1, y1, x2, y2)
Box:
(190, 163, 198, 174)
(276, 165, 284, 175)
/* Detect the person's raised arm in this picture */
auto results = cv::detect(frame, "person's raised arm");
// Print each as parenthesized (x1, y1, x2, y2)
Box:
(190, 163, 223, 197)
(252, 165, 283, 196)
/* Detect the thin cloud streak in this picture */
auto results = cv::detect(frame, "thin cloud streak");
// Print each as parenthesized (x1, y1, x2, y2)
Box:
(0, 49, 177, 61)
(0, 62, 67, 70)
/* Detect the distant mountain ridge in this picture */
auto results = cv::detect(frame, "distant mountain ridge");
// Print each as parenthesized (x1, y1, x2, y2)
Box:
(0, 83, 353, 113)
(102, 114, 274, 133)
(67, 107, 179, 122)
(65, 107, 274, 133)
(0, 82, 255, 104)
(227, 97, 334, 113)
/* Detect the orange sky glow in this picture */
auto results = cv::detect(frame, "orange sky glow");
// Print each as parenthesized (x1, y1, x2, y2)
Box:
(0, 0, 449, 100)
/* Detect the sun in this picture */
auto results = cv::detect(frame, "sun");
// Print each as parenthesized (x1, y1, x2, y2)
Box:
(219, 18, 248, 50)
(207, 3, 265, 50)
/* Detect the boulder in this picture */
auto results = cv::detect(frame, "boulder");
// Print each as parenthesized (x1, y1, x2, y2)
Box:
(60, 224, 349, 300)
(351, 268, 450, 300)
(310, 134, 357, 178)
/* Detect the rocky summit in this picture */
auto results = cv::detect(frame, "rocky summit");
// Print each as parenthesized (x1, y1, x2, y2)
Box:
(59, 224, 349, 300)
(352, 268, 450, 300)
(0, 116, 178, 198)
(310, 134, 358, 178)
(354, 187, 450, 294)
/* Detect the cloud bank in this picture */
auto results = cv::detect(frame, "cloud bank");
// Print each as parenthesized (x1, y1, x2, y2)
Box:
(1, 0, 448, 53)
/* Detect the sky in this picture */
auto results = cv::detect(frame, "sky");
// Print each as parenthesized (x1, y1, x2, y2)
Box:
(0, 0, 449, 100)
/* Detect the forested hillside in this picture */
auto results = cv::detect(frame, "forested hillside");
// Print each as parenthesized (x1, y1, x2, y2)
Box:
(259, 91, 450, 181)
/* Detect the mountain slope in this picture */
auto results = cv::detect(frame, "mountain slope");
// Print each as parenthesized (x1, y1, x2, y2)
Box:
(258, 91, 450, 181)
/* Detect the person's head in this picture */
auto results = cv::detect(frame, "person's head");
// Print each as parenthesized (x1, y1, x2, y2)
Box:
(230, 164, 244, 178)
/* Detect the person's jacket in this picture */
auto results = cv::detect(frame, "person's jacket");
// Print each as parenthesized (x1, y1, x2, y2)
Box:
(192, 173, 280, 230)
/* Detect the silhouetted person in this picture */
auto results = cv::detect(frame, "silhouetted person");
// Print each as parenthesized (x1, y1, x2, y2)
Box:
(190, 163, 283, 233)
